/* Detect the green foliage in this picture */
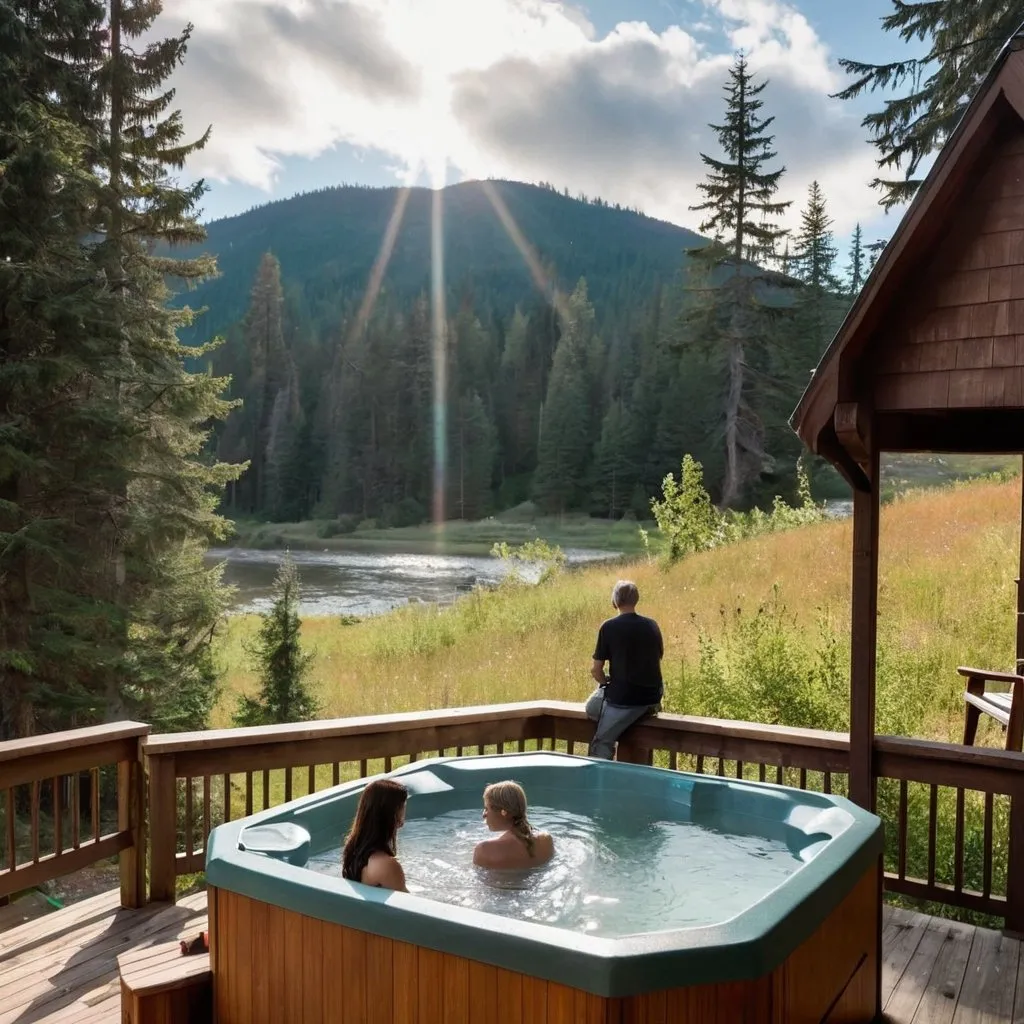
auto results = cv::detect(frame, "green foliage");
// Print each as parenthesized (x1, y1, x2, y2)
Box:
(652, 455, 826, 565)
(490, 538, 567, 585)
(836, 0, 1019, 209)
(233, 556, 317, 726)
(669, 588, 847, 732)
(0, 0, 241, 738)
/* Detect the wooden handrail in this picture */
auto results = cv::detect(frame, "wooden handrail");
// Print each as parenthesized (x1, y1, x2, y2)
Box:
(0, 721, 148, 908)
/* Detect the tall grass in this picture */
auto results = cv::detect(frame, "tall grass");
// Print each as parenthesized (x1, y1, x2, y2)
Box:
(215, 475, 1020, 746)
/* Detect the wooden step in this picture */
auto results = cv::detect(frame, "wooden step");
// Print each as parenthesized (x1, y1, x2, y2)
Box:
(117, 938, 211, 1024)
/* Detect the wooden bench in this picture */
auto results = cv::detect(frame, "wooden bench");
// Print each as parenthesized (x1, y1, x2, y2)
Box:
(118, 938, 212, 1024)
(960, 666, 1024, 751)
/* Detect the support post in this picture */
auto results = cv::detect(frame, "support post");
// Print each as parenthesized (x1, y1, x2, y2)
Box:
(849, 449, 880, 811)
(148, 753, 178, 903)
(1016, 455, 1024, 673)
(118, 732, 148, 909)
(1008, 779, 1024, 934)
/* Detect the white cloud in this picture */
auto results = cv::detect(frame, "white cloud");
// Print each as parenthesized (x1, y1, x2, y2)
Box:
(159, 0, 883, 236)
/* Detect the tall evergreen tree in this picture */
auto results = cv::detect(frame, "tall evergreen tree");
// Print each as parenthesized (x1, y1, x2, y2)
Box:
(0, 0, 240, 737)
(683, 54, 792, 507)
(533, 281, 598, 513)
(845, 223, 866, 298)
(590, 399, 637, 518)
(836, 1, 1019, 209)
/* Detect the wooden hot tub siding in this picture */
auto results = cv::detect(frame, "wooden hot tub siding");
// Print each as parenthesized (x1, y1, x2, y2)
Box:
(208, 862, 880, 1023)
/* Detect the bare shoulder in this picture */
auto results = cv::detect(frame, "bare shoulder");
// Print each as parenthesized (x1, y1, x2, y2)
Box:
(362, 852, 407, 892)
(532, 831, 555, 862)
(473, 837, 503, 868)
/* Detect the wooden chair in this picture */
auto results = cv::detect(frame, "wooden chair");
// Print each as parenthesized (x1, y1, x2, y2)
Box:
(118, 938, 212, 1024)
(960, 666, 1024, 751)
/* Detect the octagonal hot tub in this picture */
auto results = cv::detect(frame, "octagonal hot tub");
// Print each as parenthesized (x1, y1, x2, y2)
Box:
(205, 752, 882, 1023)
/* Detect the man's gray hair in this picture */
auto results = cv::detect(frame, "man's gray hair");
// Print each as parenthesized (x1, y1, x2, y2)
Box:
(611, 580, 640, 608)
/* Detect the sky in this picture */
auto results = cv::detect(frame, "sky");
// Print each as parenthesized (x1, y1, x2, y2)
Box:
(157, 0, 922, 259)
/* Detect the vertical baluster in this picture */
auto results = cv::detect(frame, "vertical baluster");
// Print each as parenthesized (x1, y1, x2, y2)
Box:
(799, 768, 807, 791)
(409, 751, 418, 763)
(669, 751, 678, 772)
(30, 781, 40, 862)
(518, 739, 526, 753)
(223, 773, 232, 823)
(360, 760, 368, 779)
(184, 777, 194, 858)
(91, 768, 100, 843)
(244, 772, 253, 817)
(456, 746, 464, 757)
(72, 773, 80, 849)
(6, 788, 16, 870)
(824, 772, 832, 795)
(53, 776, 63, 856)
(897, 780, 908, 880)
(262, 769, 270, 810)
(383, 758, 391, 775)
(285, 768, 293, 803)
(696, 755, 705, 775)
(954, 788, 965, 893)
(716, 758, 725, 777)
(308, 765, 316, 795)
(758, 764, 766, 783)
(735, 761, 744, 780)
(927, 785, 938, 886)
(775, 766, 783, 785)
(333, 763, 340, 785)
(983, 792, 994, 898)
(203, 777, 212, 853)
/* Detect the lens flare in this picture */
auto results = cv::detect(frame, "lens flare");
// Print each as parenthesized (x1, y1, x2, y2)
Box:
(430, 186, 447, 536)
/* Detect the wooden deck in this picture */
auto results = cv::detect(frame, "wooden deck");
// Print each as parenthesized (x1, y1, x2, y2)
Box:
(2, 891, 1024, 1022)
(0, 889, 206, 1023)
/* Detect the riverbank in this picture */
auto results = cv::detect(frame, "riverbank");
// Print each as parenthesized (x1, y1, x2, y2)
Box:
(229, 511, 657, 557)
(215, 476, 1020, 746)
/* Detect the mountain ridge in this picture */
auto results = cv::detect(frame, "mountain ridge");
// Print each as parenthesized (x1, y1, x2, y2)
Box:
(176, 179, 707, 341)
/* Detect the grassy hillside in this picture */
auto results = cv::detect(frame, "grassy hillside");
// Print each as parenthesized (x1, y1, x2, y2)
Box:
(214, 475, 1020, 745)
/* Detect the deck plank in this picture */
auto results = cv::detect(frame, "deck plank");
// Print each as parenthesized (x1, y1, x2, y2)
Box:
(951, 925, 1019, 1024)
(909, 918, 975, 1024)
(883, 908, 933, 1006)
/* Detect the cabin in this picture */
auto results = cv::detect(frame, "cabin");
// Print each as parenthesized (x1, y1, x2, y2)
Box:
(11, 27, 1024, 1024)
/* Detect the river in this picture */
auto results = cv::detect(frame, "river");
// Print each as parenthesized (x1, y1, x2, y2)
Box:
(209, 547, 621, 618)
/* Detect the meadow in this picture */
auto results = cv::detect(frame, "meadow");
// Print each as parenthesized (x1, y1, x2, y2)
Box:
(215, 474, 1021, 745)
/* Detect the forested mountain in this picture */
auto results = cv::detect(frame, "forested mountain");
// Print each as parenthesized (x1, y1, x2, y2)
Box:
(178, 180, 706, 345)
(190, 65, 873, 530)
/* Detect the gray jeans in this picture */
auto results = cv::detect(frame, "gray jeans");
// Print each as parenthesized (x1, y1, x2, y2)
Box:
(585, 688, 659, 760)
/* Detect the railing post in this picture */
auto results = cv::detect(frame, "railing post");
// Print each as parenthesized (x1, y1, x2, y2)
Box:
(1007, 780, 1024, 934)
(118, 730, 148, 908)
(148, 751, 177, 903)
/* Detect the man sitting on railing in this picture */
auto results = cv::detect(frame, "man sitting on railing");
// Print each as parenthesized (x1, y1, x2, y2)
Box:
(586, 580, 663, 759)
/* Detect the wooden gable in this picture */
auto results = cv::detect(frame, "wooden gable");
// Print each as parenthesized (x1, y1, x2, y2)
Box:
(792, 40, 1024, 487)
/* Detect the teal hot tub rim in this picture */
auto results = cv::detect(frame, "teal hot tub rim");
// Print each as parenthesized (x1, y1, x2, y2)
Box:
(205, 751, 883, 998)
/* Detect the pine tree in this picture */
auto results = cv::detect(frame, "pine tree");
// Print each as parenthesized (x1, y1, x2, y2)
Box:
(789, 182, 844, 363)
(590, 399, 637, 518)
(237, 252, 289, 513)
(845, 224, 865, 298)
(533, 281, 597, 513)
(682, 54, 793, 508)
(234, 556, 317, 727)
(0, 0, 241, 737)
(692, 54, 790, 263)
(451, 392, 497, 520)
(836, 1, 1019, 209)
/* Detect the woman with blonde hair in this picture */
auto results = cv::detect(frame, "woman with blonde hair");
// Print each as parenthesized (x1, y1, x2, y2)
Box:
(473, 781, 554, 869)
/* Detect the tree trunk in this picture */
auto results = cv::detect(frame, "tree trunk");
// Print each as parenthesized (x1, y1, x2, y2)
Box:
(721, 338, 744, 508)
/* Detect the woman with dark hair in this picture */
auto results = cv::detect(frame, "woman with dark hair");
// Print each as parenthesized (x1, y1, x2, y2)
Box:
(341, 778, 409, 891)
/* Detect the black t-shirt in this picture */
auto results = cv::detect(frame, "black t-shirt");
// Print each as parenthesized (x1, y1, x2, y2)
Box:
(592, 612, 664, 707)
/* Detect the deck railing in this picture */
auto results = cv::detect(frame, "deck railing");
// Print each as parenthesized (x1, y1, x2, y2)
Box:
(0, 721, 148, 908)
(5, 704, 1024, 930)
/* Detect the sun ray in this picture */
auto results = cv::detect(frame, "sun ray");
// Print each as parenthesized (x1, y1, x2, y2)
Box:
(347, 184, 413, 346)
(480, 180, 571, 322)
(430, 185, 448, 536)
